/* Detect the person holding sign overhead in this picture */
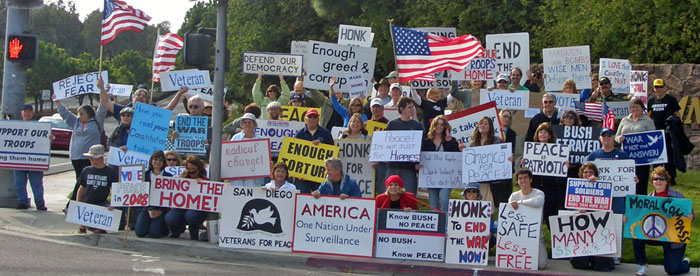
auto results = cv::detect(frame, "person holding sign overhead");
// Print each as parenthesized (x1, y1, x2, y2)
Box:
(312, 158, 362, 199)
(252, 73, 291, 119)
(375, 175, 417, 211)
(329, 77, 367, 127)
(420, 115, 459, 213)
(293, 109, 334, 193)
(98, 78, 152, 123)
(165, 155, 209, 240)
(508, 168, 548, 269)
(385, 97, 423, 195)
(414, 88, 448, 132)
(616, 98, 655, 195)
(136, 150, 173, 239)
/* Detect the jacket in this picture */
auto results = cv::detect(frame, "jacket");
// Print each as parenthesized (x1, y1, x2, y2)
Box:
(666, 115, 694, 172)
(375, 192, 418, 210)
(294, 125, 334, 145)
(252, 79, 290, 120)
(318, 173, 362, 197)
(421, 137, 460, 152)
(109, 124, 130, 148)
(59, 104, 107, 160)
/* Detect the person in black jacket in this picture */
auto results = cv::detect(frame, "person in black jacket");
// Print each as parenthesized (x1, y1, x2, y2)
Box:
(492, 109, 516, 206)
(419, 115, 459, 213)
(109, 107, 133, 151)
(525, 93, 560, 142)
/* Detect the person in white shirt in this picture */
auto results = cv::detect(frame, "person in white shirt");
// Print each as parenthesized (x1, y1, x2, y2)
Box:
(508, 168, 548, 270)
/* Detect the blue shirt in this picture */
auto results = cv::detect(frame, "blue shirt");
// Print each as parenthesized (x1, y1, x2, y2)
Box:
(585, 148, 630, 161)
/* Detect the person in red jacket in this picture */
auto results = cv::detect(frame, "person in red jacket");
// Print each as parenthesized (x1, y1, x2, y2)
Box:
(375, 175, 418, 211)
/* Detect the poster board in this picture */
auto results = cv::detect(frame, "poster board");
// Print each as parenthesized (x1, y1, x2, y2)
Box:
(0, 121, 51, 171)
(624, 195, 692, 243)
(149, 176, 225, 212)
(418, 152, 463, 189)
(462, 143, 512, 183)
(336, 139, 374, 198)
(52, 71, 108, 100)
(522, 142, 570, 177)
(278, 137, 339, 183)
(220, 139, 271, 181)
(369, 130, 422, 162)
(127, 102, 172, 155)
(65, 200, 121, 232)
(495, 203, 542, 271)
(564, 178, 613, 211)
(549, 211, 617, 258)
(445, 101, 503, 145)
(542, 46, 592, 91)
(174, 115, 208, 155)
(621, 130, 668, 165)
(445, 199, 492, 266)
(375, 209, 446, 262)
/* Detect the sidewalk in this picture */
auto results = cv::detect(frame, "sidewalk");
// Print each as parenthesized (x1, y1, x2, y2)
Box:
(0, 171, 694, 276)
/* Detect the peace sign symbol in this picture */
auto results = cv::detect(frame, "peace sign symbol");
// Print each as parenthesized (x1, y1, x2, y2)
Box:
(642, 213, 667, 239)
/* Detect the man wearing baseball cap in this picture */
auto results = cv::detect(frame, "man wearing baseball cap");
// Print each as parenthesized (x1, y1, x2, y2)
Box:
(13, 105, 49, 210)
(75, 145, 118, 233)
(586, 128, 632, 215)
(369, 98, 388, 124)
(385, 71, 399, 84)
(586, 76, 625, 103)
(647, 78, 681, 185)
(292, 108, 334, 193)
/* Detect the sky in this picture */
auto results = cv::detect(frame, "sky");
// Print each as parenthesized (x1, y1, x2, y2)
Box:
(67, 0, 199, 33)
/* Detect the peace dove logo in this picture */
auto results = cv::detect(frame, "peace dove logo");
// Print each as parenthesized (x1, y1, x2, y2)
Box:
(237, 199, 283, 234)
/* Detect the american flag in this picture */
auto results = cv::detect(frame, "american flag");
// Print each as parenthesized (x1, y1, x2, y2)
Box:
(152, 33, 184, 82)
(574, 101, 603, 121)
(602, 100, 615, 129)
(391, 25, 482, 83)
(101, 0, 151, 46)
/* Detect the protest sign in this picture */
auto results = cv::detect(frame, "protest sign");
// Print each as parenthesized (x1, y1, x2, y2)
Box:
(522, 142, 570, 177)
(496, 203, 542, 271)
(149, 176, 225, 212)
(549, 211, 617, 258)
(52, 71, 108, 101)
(107, 147, 150, 166)
(631, 70, 648, 105)
(107, 84, 133, 97)
(594, 159, 636, 197)
(330, 126, 348, 138)
(445, 199, 492, 266)
(186, 85, 214, 103)
(111, 181, 149, 207)
(290, 41, 307, 55)
(369, 130, 422, 162)
(0, 121, 51, 171)
(280, 106, 321, 122)
(480, 89, 530, 110)
(219, 186, 297, 252)
(607, 101, 631, 118)
(127, 102, 172, 155)
(542, 46, 592, 91)
(160, 69, 211, 91)
(375, 209, 446, 262)
(553, 125, 601, 164)
(418, 152, 462, 189)
(621, 130, 667, 165)
(42, 90, 51, 100)
(564, 178, 613, 211)
(462, 143, 512, 183)
(221, 139, 271, 181)
(338, 24, 374, 48)
(558, 210, 624, 258)
(293, 195, 376, 257)
(365, 120, 386, 137)
(450, 49, 499, 81)
(599, 58, 631, 94)
(345, 72, 369, 98)
(412, 27, 457, 38)
(118, 164, 144, 183)
(547, 92, 581, 111)
(174, 115, 208, 155)
(304, 40, 377, 93)
(65, 200, 121, 232)
(486, 33, 530, 85)
(255, 119, 305, 154)
(624, 195, 692, 243)
(278, 137, 339, 183)
(410, 71, 451, 89)
(383, 107, 400, 121)
(164, 166, 209, 178)
(242, 52, 303, 77)
(445, 101, 503, 144)
(336, 139, 374, 198)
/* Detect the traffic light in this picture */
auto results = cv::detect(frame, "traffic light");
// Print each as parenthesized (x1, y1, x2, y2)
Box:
(183, 32, 211, 68)
(6, 34, 38, 64)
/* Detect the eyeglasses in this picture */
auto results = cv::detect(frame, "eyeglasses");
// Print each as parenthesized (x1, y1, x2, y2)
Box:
(601, 133, 613, 137)
(497, 80, 508, 84)
(120, 113, 132, 117)
(188, 105, 200, 109)
(166, 158, 177, 162)
(306, 115, 319, 119)
(653, 177, 666, 181)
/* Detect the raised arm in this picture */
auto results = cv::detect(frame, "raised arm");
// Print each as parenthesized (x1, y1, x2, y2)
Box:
(97, 78, 115, 114)
(251, 73, 264, 105)
(329, 77, 349, 118)
(278, 74, 291, 104)
(165, 87, 189, 111)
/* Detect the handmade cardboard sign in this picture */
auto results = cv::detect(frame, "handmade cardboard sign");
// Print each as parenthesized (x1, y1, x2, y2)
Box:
(624, 195, 692, 243)
(278, 137, 339, 183)
(549, 211, 617, 258)
(622, 130, 667, 165)
(150, 176, 226, 212)
(542, 46, 592, 91)
(599, 58, 631, 94)
(419, 152, 463, 189)
(336, 139, 374, 198)
(242, 52, 303, 77)
(52, 71, 108, 100)
(220, 139, 271, 181)
(462, 143, 512, 183)
(369, 130, 422, 162)
(445, 199, 492, 266)
(522, 142, 570, 177)
(495, 203, 542, 271)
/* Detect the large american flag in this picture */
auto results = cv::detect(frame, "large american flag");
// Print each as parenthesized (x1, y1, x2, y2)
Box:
(391, 25, 483, 83)
(101, 0, 151, 46)
(574, 101, 603, 121)
(152, 33, 184, 82)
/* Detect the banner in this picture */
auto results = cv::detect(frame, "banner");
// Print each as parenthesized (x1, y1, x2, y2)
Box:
(548, 92, 584, 111)
(621, 130, 667, 165)
(630, 70, 648, 105)
(221, 139, 271, 181)
(624, 195, 692, 243)
(304, 40, 377, 93)
(485, 32, 530, 85)
(111, 182, 149, 207)
(242, 52, 303, 77)
(445, 200, 492, 266)
(186, 85, 214, 103)
(607, 101, 631, 118)
(599, 58, 631, 94)
(418, 152, 462, 188)
(52, 71, 108, 101)
(219, 186, 297, 252)
(292, 195, 376, 257)
(336, 139, 374, 198)
(164, 166, 209, 178)
(160, 69, 211, 91)
(174, 115, 208, 155)
(107, 84, 133, 97)
(552, 125, 600, 165)
(564, 178, 613, 211)
(278, 137, 339, 183)
(365, 120, 386, 137)
(107, 147, 150, 166)
(0, 121, 51, 171)
(449, 49, 498, 81)
(149, 176, 225, 212)
(549, 212, 617, 258)
(522, 142, 570, 177)
(255, 119, 305, 154)
(462, 143, 512, 183)
(410, 71, 451, 89)
(127, 102, 172, 155)
(338, 24, 374, 48)
(445, 101, 503, 144)
(594, 159, 636, 197)
(65, 200, 121, 232)
(479, 90, 530, 110)
(369, 130, 422, 162)
(495, 203, 542, 271)
(280, 106, 321, 122)
(118, 164, 144, 183)
(375, 209, 446, 262)
(542, 46, 592, 91)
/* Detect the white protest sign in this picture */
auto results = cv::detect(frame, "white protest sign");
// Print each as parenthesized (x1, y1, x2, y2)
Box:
(631, 70, 648, 105)
(107, 84, 133, 97)
(336, 139, 374, 198)
(384, 107, 400, 121)
(480, 89, 530, 110)
(107, 147, 150, 166)
(418, 152, 462, 188)
(65, 200, 121, 232)
(304, 40, 376, 93)
(338, 24, 374, 48)
(446, 200, 492, 266)
(164, 166, 210, 178)
(187, 85, 214, 102)
(450, 49, 499, 81)
(160, 69, 211, 91)
(330, 126, 348, 138)
(410, 71, 451, 89)
(255, 119, 305, 154)
(542, 46, 592, 91)
(486, 33, 530, 85)
(42, 90, 51, 100)
(345, 72, 368, 98)
(242, 52, 303, 77)
(495, 203, 542, 271)
(599, 58, 631, 94)
(548, 92, 581, 111)
(149, 176, 225, 212)
(0, 121, 51, 171)
(219, 186, 297, 252)
(369, 130, 422, 162)
(445, 101, 503, 145)
(462, 143, 512, 183)
(607, 101, 631, 118)
(594, 159, 636, 197)
(118, 164, 144, 183)
(522, 142, 570, 177)
(549, 211, 617, 258)
(111, 182, 149, 207)
(291, 41, 307, 55)
(375, 210, 447, 262)
(220, 139, 271, 181)
(558, 210, 623, 258)
(412, 27, 457, 38)
(52, 71, 108, 101)
(292, 195, 375, 257)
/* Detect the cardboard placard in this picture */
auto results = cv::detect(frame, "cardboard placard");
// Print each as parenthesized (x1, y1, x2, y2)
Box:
(338, 24, 374, 48)
(345, 71, 369, 98)
(375, 209, 446, 262)
(242, 52, 303, 77)
(52, 71, 108, 101)
(107, 147, 150, 166)
(254, 119, 305, 154)
(630, 70, 648, 105)
(383, 107, 400, 121)
(621, 130, 668, 165)
(118, 164, 144, 183)
(336, 139, 374, 198)
(462, 143, 512, 183)
(552, 125, 601, 165)
(548, 92, 583, 111)
(450, 49, 499, 81)
(365, 120, 386, 137)
(594, 159, 636, 197)
(445, 200, 493, 266)
(418, 152, 463, 189)
(410, 71, 451, 89)
(149, 176, 226, 212)
(607, 101, 631, 118)
(304, 40, 377, 93)
(186, 85, 215, 103)
(495, 203, 542, 271)
(564, 178, 613, 211)
(280, 106, 321, 122)
(159, 69, 211, 91)
(542, 46, 592, 91)
(174, 115, 208, 155)
(445, 101, 503, 145)
(220, 139, 271, 181)
(164, 166, 209, 178)
(127, 102, 172, 155)
(0, 121, 51, 171)
(522, 142, 570, 177)
(111, 182, 149, 207)
(369, 130, 422, 162)
(65, 200, 121, 232)
(624, 195, 692, 243)
(485, 33, 530, 85)
(107, 84, 133, 97)
(479, 90, 530, 110)
(278, 137, 339, 183)
(549, 212, 617, 258)
(599, 58, 631, 94)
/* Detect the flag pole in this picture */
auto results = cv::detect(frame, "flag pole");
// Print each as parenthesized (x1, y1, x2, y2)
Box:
(150, 25, 160, 103)
(387, 19, 399, 81)
(98, 45, 103, 74)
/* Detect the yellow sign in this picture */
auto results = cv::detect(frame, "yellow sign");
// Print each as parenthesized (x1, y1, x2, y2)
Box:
(679, 96, 700, 125)
(278, 137, 339, 183)
(280, 106, 322, 122)
(365, 120, 387, 137)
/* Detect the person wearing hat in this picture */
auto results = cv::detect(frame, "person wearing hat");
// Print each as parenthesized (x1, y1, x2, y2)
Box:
(487, 74, 515, 92)
(586, 127, 633, 215)
(229, 113, 265, 187)
(384, 83, 403, 109)
(13, 104, 49, 210)
(385, 71, 399, 85)
(289, 93, 304, 107)
(108, 107, 134, 153)
(375, 175, 417, 211)
(266, 101, 282, 120)
(252, 73, 291, 120)
(75, 145, 118, 233)
(369, 98, 389, 124)
(461, 182, 498, 248)
(97, 78, 152, 123)
(373, 78, 391, 105)
(224, 103, 261, 139)
(647, 78, 681, 186)
(586, 76, 625, 103)
(293, 108, 334, 193)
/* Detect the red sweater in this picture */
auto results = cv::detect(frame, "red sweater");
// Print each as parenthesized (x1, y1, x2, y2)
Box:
(375, 192, 419, 210)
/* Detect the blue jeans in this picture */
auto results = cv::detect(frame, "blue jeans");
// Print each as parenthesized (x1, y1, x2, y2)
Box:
(428, 188, 450, 213)
(13, 170, 44, 207)
(633, 239, 690, 275)
(165, 209, 207, 239)
(135, 208, 168, 238)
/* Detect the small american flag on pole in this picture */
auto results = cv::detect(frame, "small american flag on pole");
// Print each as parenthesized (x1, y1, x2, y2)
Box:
(602, 100, 615, 130)
(152, 33, 184, 82)
(574, 101, 603, 121)
(101, 0, 151, 46)
(391, 25, 482, 83)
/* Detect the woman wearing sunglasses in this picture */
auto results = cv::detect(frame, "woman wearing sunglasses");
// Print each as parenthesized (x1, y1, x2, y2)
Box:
(165, 155, 209, 240)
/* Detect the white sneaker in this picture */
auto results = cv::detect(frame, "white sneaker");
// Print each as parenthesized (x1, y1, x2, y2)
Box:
(636, 265, 648, 276)
(683, 257, 690, 266)
(614, 257, 621, 265)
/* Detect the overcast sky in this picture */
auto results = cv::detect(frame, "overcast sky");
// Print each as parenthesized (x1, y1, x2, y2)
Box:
(67, 0, 198, 33)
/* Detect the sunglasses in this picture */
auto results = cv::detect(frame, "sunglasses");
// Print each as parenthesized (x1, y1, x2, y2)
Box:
(188, 105, 200, 109)
(166, 158, 177, 162)
(497, 80, 508, 84)
(306, 115, 319, 119)
(543, 101, 554, 104)
(601, 133, 613, 137)
(653, 177, 666, 181)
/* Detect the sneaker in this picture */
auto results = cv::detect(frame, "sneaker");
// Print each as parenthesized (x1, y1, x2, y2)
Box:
(36, 205, 47, 211)
(169, 232, 181, 239)
(683, 257, 690, 266)
(636, 265, 648, 276)
(16, 203, 29, 209)
(614, 257, 621, 265)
